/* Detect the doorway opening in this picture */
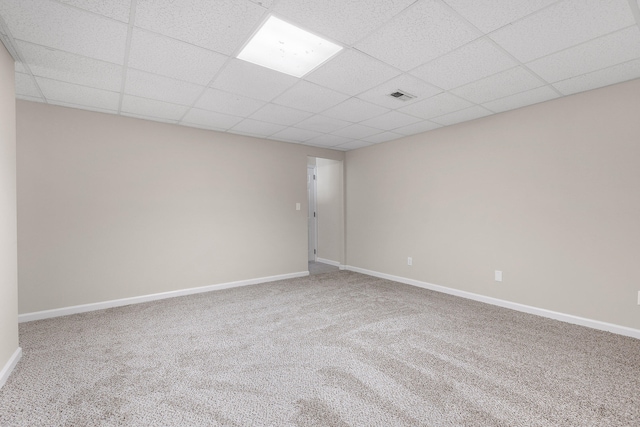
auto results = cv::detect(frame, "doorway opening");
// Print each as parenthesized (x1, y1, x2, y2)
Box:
(307, 156, 344, 274)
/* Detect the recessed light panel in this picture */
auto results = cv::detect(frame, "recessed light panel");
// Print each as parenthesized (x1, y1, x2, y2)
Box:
(237, 16, 342, 78)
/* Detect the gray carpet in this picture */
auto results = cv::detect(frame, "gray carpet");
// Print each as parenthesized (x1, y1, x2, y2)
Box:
(1, 271, 639, 426)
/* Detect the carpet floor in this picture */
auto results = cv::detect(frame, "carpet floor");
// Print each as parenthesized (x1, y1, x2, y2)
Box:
(1, 271, 638, 426)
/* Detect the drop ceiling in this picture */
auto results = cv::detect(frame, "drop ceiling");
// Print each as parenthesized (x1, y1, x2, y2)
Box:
(1, 0, 640, 151)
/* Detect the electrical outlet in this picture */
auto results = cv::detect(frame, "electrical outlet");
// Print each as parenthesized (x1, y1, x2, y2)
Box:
(637, 291, 640, 305)
(407, 257, 412, 266)
(495, 270, 503, 282)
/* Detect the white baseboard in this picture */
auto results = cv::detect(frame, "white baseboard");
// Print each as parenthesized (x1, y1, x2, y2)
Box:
(345, 265, 640, 340)
(19, 271, 309, 323)
(316, 257, 343, 268)
(0, 347, 22, 390)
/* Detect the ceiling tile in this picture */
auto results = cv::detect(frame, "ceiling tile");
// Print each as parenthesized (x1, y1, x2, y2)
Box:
(356, 74, 442, 109)
(393, 120, 442, 136)
(195, 88, 265, 117)
(294, 115, 351, 133)
(355, 0, 479, 71)
(135, 0, 266, 55)
(181, 108, 243, 130)
(359, 111, 422, 131)
(482, 86, 560, 113)
(334, 140, 374, 150)
(444, 0, 558, 33)
(249, 104, 312, 126)
(430, 105, 493, 126)
(305, 49, 400, 96)
(271, 127, 323, 142)
(272, 81, 350, 113)
(48, 100, 118, 114)
(57, 0, 132, 23)
(331, 124, 380, 139)
(15, 72, 41, 98)
(122, 112, 178, 125)
(121, 95, 189, 121)
(451, 66, 543, 104)
(363, 132, 403, 143)
(36, 77, 120, 110)
(16, 94, 45, 103)
(273, 0, 417, 45)
(552, 58, 640, 95)
(212, 59, 298, 102)
(0, 0, 128, 64)
(398, 92, 473, 119)
(489, 0, 635, 63)
(410, 38, 517, 90)
(249, 0, 274, 7)
(527, 26, 640, 83)
(305, 134, 353, 147)
(14, 61, 27, 74)
(15, 40, 122, 92)
(124, 69, 204, 106)
(229, 119, 287, 138)
(321, 98, 389, 123)
(128, 29, 229, 86)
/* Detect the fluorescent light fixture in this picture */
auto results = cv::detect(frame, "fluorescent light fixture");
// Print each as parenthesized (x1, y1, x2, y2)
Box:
(237, 16, 343, 78)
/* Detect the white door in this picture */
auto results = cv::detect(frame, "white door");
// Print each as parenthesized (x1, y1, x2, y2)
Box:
(307, 166, 317, 262)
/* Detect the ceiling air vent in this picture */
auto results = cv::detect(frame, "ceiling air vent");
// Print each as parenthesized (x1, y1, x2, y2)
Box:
(388, 90, 416, 101)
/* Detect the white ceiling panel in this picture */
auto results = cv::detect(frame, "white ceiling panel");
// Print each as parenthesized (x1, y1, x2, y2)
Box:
(181, 108, 243, 130)
(37, 77, 120, 110)
(16, 95, 44, 103)
(356, 74, 442, 109)
(393, 120, 442, 136)
(334, 140, 374, 151)
(48, 100, 117, 114)
(128, 29, 229, 86)
(212, 59, 298, 102)
(306, 134, 353, 147)
(249, 103, 312, 126)
(0, 0, 128, 64)
(490, 0, 635, 63)
(321, 98, 389, 123)
(124, 69, 204, 106)
(355, 0, 480, 71)
(444, 0, 559, 33)
(14, 61, 27, 74)
(57, 0, 132, 23)
(363, 132, 403, 144)
(230, 119, 287, 137)
(16, 40, 122, 92)
(273, 0, 417, 45)
(552, 58, 640, 95)
(305, 49, 400, 96)
(195, 88, 265, 117)
(451, 66, 543, 104)
(272, 81, 350, 113)
(294, 115, 351, 133)
(527, 26, 640, 83)
(398, 92, 473, 119)
(121, 95, 189, 121)
(410, 38, 518, 90)
(331, 124, 381, 139)
(482, 86, 560, 113)
(359, 111, 422, 131)
(271, 127, 322, 142)
(122, 112, 178, 125)
(135, 0, 266, 55)
(431, 105, 493, 126)
(15, 72, 42, 98)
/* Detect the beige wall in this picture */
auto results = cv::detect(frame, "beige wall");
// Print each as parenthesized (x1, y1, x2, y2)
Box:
(346, 78, 640, 331)
(316, 158, 344, 264)
(0, 44, 19, 373)
(16, 101, 343, 314)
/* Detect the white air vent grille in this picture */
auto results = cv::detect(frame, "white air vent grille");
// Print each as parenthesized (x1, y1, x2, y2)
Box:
(388, 90, 416, 101)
